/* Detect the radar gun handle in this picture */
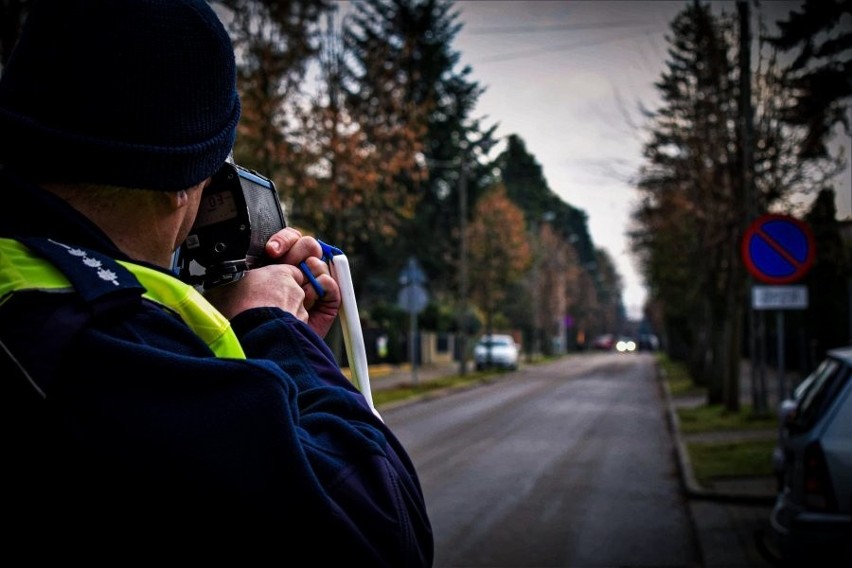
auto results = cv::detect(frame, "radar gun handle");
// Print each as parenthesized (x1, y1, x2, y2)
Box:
(320, 243, 379, 419)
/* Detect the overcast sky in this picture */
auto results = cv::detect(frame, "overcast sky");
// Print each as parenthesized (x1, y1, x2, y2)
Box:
(450, 0, 852, 320)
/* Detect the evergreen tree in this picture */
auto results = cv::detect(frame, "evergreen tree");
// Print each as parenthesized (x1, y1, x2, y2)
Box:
(804, 188, 851, 362)
(496, 135, 596, 268)
(632, 2, 850, 410)
(288, 8, 427, 296)
(218, 0, 331, 181)
(495, 134, 614, 352)
(593, 248, 625, 336)
(750, 1, 847, 210)
(341, 0, 495, 319)
(767, 0, 852, 159)
(631, 2, 745, 407)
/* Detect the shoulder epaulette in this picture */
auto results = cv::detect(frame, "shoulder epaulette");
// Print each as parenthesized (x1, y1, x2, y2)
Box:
(17, 237, 145, 302)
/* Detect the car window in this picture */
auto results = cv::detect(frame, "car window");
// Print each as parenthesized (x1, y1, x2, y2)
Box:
(480, 337, 512, 347)
(793, 358, 835, 400)
(794, 358, 850, 432)
(823, 385, 852, 442)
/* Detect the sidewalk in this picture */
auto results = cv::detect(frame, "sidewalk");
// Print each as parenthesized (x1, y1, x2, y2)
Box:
(366, 357, 784, 567)
(663, 386, 778, 503)
(368, 361, 463, 392)
(661, 376, 780, 568)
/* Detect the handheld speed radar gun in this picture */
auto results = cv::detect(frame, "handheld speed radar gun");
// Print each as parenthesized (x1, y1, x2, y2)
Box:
(174, 161, 377, 414)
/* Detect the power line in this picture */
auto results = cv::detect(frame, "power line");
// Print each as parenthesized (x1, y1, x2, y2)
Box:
(473, 28, 664, 64)
(465, 21, 660, 34)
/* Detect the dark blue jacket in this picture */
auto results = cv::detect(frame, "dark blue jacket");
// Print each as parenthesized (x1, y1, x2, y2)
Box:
(0, 170, 433, 565)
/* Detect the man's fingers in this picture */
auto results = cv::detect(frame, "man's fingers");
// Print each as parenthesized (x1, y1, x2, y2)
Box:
(265, 227, 303, 257)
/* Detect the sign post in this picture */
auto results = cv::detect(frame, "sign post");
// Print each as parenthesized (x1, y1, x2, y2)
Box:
(398, 257, 429, 385)
(741, 214, 815, 400)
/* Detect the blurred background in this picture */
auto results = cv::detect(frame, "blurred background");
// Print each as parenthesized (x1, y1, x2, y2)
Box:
(2, 0, 849, 401)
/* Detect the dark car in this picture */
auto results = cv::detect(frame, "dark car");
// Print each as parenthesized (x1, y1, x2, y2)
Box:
(638, 333, 660, 351)
(768, 346, 852, 566)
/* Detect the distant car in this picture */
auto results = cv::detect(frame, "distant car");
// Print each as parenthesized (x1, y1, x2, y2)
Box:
(473, 334, 519, 371)
(769, 346, 852, 566)
(638, 333, 660, 351)
(615, 337, 637, 353)
(592, 334, 615, 350)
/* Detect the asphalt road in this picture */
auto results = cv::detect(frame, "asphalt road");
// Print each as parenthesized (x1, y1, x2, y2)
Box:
(383, 352, 699, 567)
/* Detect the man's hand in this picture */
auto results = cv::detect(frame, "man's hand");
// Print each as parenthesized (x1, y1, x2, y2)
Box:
(265, 227, 341, 337)
(205, 228, 341, 337)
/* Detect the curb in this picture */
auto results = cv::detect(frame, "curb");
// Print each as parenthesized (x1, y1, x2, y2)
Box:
(375, 371, 507, 412)
(660, 376, 777, 506)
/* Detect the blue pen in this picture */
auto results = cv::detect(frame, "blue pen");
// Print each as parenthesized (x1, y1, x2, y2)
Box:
(300, 260, 325, 297)
(300, 240, 344, 298)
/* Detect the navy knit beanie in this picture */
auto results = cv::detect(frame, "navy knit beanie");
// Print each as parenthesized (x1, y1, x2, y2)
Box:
(0, 0, 240, 190)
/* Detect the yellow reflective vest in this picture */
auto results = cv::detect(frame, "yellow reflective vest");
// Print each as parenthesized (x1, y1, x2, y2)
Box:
(0, 237, 245, 359)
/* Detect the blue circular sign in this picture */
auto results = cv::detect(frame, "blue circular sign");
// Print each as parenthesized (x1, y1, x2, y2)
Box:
(741, 214, 815, 284)
(398, 283, 429, 313)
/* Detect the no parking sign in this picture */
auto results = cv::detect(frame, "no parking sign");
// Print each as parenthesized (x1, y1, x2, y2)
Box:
(741, 214, 815, 284)
(742, 214, 815, 400)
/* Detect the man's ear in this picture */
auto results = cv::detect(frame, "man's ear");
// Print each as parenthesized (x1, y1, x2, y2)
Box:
(169, 179, 207, 210)
(164, 189, 188, 211)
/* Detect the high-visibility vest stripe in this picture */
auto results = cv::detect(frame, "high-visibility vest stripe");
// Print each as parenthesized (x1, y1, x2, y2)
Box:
(0, 238, 245, 359)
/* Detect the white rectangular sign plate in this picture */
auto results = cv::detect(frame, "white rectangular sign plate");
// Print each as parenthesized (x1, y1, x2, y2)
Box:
(751, 285, 808, 310)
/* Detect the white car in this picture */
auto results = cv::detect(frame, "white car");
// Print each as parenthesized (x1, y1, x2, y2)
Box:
(473, 334, 519, 371)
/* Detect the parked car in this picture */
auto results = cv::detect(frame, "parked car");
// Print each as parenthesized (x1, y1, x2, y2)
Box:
(592, 333, 615, 350)
(769, 346, 852, 566)
(637, 333, 660, 351)
(473, 334, 519, 371)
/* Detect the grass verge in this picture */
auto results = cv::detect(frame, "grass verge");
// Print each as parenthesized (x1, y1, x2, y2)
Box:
(677, 403, 777, 434)
(687, 439, 777, 486)
(659, 354, 778, 485)
(371, 371, 500, 407)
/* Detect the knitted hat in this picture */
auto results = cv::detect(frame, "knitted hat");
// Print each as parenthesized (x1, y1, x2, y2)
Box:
(0, 0, 240, 190)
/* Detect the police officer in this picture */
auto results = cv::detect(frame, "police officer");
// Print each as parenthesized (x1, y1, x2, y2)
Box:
(0, 0, 433, 564)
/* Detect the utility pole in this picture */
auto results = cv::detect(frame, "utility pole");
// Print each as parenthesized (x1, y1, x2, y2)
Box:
(739, 0, 767, 413)
(457, 162, 469, 375)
